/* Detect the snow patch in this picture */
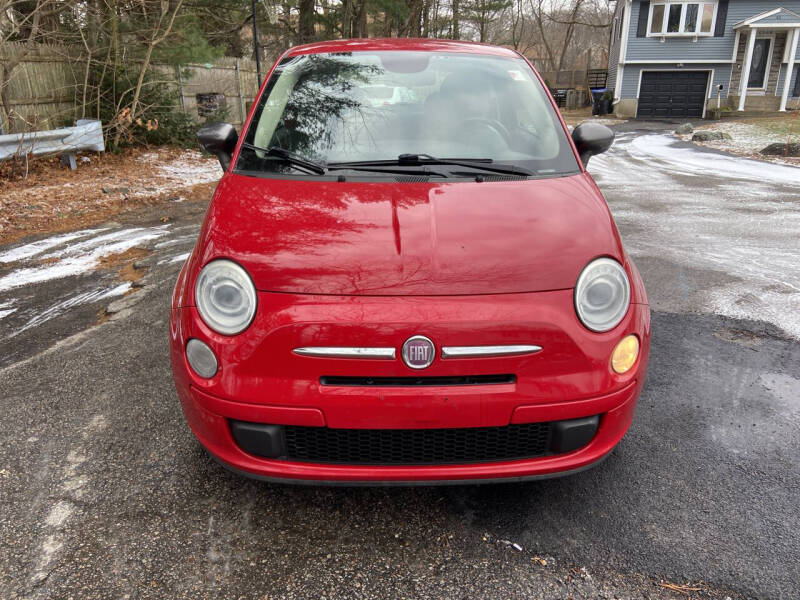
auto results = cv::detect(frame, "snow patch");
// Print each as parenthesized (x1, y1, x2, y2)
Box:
(0, 228, 107, 264)
(154, 234, 196, 249)
(135, 150, 219, 192)
(45, 502, 73, 527)
(157, 251, 191, 265)
(11, 283, 131, 336)
(0, 226, 168, 293)
(0, 299, 17, 319)
(170, 252, 190, 263)
(627, 134, 800, 184)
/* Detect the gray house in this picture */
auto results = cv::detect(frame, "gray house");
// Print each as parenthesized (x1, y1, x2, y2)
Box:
(607, 0, 800, 117)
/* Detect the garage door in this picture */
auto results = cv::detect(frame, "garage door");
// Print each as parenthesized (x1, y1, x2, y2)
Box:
(637, 71, 709, 118)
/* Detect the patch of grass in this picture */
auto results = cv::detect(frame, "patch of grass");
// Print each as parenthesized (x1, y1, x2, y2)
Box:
(734, 113, 800, 139)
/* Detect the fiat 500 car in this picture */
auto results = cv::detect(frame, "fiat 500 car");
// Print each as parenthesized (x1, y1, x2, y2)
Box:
(170, 38, 650, 485)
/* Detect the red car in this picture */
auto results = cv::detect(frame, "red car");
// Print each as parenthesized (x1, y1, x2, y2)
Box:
(170, 38, 650, 485)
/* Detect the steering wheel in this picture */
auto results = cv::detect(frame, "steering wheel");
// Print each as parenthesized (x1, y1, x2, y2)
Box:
(461, 117, 511, 144)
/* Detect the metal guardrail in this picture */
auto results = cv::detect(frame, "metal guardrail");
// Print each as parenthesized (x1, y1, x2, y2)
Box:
(0, 119, 104, 169)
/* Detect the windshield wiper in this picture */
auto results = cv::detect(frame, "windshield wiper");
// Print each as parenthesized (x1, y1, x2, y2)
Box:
(325, 164, 449, 178)
(329, 154, 534, 177)
(240, 142, 326, 175)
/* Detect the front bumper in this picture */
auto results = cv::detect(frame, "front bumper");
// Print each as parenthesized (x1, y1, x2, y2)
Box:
(170, 289, 649, 484)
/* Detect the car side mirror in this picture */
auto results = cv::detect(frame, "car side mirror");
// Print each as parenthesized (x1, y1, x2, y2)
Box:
(571, 122, 614, 167)
(197, 122, 238, 171)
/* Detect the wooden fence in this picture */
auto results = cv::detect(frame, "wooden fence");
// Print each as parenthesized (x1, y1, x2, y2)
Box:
(538, 70, 595, 89)
(0, 42, 262, 135)
(1, 42, 609, 135)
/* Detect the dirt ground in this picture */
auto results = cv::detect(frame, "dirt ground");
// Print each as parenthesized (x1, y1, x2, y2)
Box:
(0, 147, 219, 246)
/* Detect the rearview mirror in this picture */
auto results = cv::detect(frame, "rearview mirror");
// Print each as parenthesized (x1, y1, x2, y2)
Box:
(197, 122, 238, 171)
(571, 122, 614, 167)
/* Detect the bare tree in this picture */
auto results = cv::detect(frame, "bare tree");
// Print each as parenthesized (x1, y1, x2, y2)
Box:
(525, 0, 611, 72)
(112, 0, 185, 146)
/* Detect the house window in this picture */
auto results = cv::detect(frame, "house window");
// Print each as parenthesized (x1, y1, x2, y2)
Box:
(648, 1, 717, 36)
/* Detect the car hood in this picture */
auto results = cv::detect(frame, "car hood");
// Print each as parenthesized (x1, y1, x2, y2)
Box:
(196, 172, 624, 296)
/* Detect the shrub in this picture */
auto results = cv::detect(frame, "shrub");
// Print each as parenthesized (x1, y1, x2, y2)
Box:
(96, 65, 199, 149)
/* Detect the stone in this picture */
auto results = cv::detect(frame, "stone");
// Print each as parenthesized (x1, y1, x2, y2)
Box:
(759, 142, 800, 157)
(675, 123, 693, 134)
(691, 130, 731, 142)
(105, 294, 141, 315)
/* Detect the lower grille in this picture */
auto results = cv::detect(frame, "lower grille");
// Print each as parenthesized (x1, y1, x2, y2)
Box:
(320, 374, 515, 387)
(282, 423, 552, 465)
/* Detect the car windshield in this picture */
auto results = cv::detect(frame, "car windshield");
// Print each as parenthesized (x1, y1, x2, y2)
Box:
(235, 50, 579, 177)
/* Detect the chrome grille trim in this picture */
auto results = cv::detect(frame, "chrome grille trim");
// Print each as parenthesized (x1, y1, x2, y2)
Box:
(440, 345, 542, 359)
(293, 347, 396, 359)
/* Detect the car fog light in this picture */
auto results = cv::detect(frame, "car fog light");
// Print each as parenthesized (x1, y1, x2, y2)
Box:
(611, 335, 639, 374)
(186, 338, 218, 378)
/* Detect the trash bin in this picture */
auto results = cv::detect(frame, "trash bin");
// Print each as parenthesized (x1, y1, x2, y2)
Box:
(566, 89, 578, 110)
(590, 87, 607, 116)
(549, 88, 568, 108)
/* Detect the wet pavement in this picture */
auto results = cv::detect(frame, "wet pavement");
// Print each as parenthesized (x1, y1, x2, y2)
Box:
(0, 125, 799, 599)
(0, 201, 205, 368)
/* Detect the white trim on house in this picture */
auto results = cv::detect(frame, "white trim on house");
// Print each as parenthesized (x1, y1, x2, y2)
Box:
(738, 27, 758, 109)
(780, 28, 800, 109)
(614, 0, 632, 101)
(749, 22, 800, 28)
(623, 59, 734, 63)
(646, 0, 718, 38)
(619, 0, 632, 64)
(783, 34, 793, 62)
(734, 7, 782, 27)
(635, 68, 714, 118)
(733, 7, 800, 28)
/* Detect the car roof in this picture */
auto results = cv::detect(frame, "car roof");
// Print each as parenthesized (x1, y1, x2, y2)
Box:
(286, 38, 521, 58)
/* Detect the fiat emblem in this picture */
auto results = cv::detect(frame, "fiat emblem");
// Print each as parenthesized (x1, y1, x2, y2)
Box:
(402, 335, 435, 369)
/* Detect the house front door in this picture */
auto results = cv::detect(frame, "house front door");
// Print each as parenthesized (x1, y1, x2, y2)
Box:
(747, 38, 772, 89)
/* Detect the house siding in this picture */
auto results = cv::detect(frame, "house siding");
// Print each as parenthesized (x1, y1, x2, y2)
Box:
(779, 63, 800, 97)
(618, 0, 800, 102)
(607, 0, 627, 93)
(624, 1, 800, 62)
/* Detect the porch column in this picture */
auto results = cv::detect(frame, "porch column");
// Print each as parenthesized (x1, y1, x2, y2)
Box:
(779, 28, 800, 112)
(738, 28, 758, 111)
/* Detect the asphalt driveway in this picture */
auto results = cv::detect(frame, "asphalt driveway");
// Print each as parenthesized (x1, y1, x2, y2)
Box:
(1, 124, 798, 599)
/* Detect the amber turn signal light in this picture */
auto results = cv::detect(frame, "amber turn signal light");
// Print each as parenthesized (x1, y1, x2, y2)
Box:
(611, 335, 639, 374)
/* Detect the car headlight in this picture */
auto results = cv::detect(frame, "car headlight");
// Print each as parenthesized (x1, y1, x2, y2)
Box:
(574, 257, 630, 332)
(195, 259, 256, 335)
